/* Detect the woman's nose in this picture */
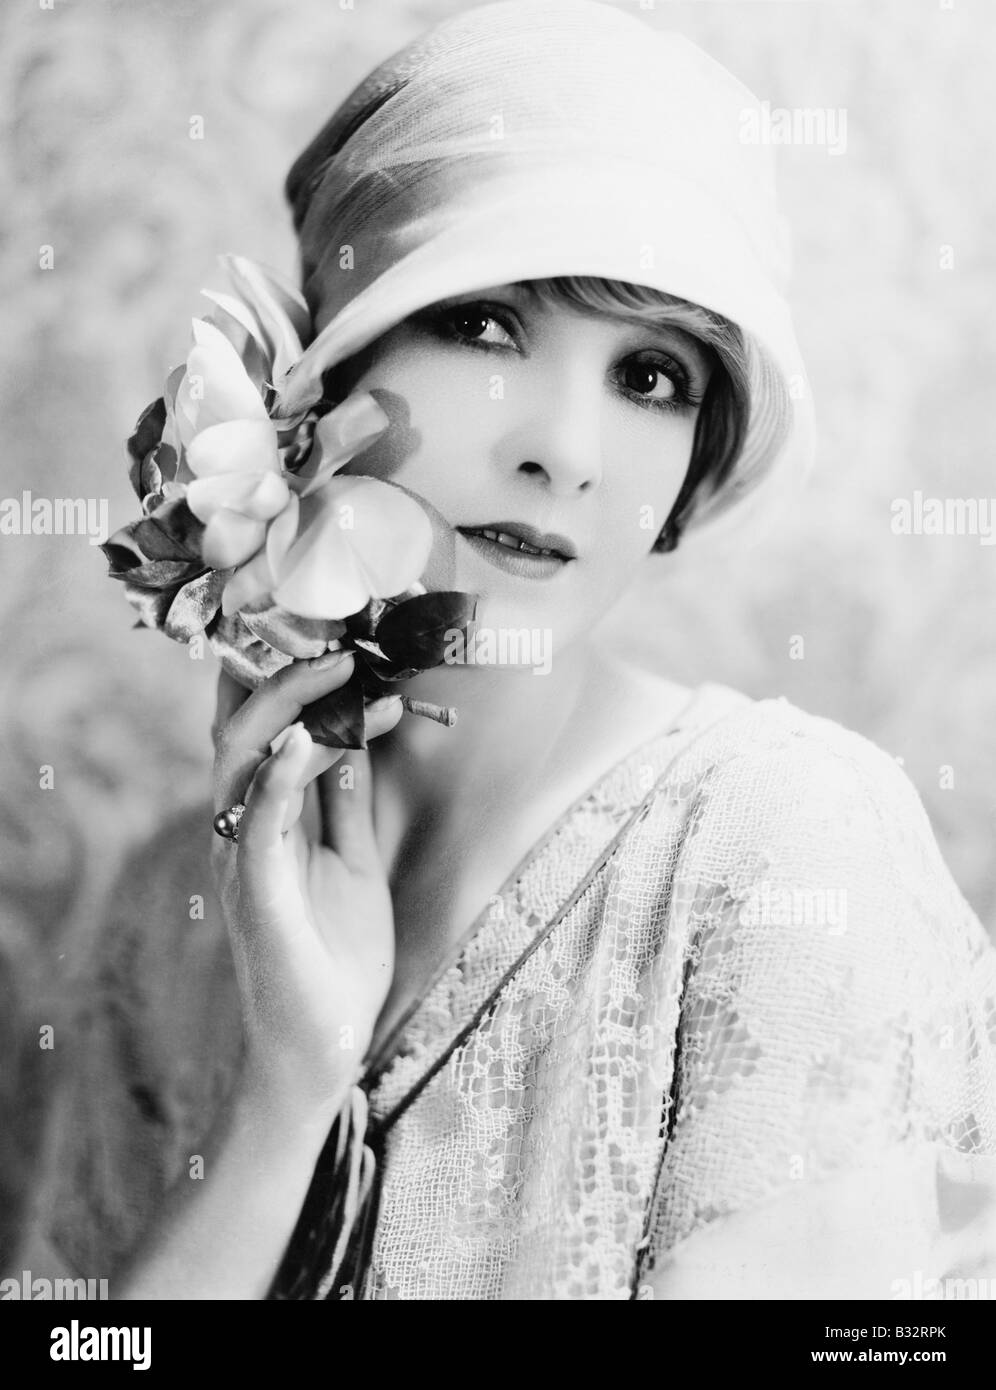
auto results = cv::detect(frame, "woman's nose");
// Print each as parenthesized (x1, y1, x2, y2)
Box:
(505, 361, 605, 496)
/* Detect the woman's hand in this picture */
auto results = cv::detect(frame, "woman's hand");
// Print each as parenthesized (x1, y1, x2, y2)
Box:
(210, 650, 403, 1124)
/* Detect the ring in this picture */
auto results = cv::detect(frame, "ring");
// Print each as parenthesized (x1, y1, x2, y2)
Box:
(212, 802, 246, 842)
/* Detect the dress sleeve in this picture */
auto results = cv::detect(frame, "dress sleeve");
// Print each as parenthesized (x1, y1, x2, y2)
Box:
(638, 725, 996, 1297)
(30, 807, 244, 1281)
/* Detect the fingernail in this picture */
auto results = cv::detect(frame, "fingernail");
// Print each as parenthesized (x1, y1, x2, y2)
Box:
(270, 721, 306, 757)
(309, 648, 353, 671)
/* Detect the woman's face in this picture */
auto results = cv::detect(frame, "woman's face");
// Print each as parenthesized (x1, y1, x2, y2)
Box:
(332, 281, 713, 660)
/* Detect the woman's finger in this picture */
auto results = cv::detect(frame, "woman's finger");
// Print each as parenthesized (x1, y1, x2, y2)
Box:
(276, 732, 345, 833)
(214, 650, 356, 808)
(211, 667, 252, 746)
(238, 723, 314, 865)
(317, 695, 403, 872)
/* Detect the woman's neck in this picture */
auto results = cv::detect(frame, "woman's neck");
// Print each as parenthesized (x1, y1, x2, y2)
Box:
(370, 639, 598, 829)
(368, 640, 690, 857)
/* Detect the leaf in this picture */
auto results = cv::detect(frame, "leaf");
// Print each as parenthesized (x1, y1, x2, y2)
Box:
(299, 674, 368, 750)
(101, 527, 146, 575)
(386, 582, 428, 604)
(126, 397, 167, 501)
(241, 603, 347, 659)
(344, 597, 388, 640)
(206, 611, 294, 690)
(358, 669, 398, 700)
(102, 518, 204, 588)
(139, 453, 163, 502)
(350, 638, 386, 660)
(131, 497, 206, 561)
(110, 557, 205, 590)
(127, 396, 168, 462)
(164, 569, 227, 641)
(374, 591, 479, 669)
(359, 654, 421, 683)
(151, 440, 178, 481)
(122, 582, 182, 631)
(139, 440, 181, 514)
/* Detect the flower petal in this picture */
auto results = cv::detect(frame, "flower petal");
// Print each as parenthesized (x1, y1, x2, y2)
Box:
(220, 492, 300, 616)
(199, 288, 268, 356)
(220, 255, 306, 383)
(266, 490, 300, 579)
(221, 254, 309, 349)
(298, 394, 390, 497)
(323, 476, 433, 597)
(187, 470, 289, 524)
(220, 545, 275, 616)
(271, 511, 369, 619)
(178, 319, 268, 435)
(186, 418, 280, 479)
(201, 510, 267, 569)
(200, 290, 272, 394)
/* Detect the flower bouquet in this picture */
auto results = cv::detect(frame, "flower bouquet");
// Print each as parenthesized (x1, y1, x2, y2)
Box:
(101, 255, 479, 748)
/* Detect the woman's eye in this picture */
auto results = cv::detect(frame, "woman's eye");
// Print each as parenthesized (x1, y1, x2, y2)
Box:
(435, 304, 517, 350)
(618, 356, 687, 409)
(613, 355, 683, 405)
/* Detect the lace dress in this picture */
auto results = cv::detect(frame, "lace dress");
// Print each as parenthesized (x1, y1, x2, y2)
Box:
(37, 682, 996, 1298)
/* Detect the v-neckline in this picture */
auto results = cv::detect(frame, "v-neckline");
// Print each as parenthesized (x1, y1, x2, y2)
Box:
(359, 680, 717, 1088)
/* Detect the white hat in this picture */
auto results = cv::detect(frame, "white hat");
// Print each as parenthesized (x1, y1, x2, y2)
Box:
(276, 0, 815, 538)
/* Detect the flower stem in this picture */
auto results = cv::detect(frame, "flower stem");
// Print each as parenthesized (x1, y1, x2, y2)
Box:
(399, 696, 458, 727)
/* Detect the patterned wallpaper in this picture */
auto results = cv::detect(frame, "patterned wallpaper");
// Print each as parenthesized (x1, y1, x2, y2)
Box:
(1, 0, 993, 1255)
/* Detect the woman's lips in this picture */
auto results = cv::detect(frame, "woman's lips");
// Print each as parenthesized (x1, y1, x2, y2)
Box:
(455, 526, 574, 579)
(455, 522, 577, 560)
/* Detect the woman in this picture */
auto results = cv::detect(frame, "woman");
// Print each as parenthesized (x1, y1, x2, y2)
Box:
(31, 0, 996, 1299)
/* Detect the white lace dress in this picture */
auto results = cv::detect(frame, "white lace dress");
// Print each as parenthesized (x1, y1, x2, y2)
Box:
(38, 682, 996, 1298)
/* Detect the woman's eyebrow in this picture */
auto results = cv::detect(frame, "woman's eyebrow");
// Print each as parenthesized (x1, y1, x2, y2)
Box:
(606, 317, 713, 378)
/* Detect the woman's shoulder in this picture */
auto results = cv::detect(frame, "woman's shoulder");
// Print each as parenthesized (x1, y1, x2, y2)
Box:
(651, 680, 994, 967)
(683, 677, 894, 759)
(675, 679, 927, 820)
(636, 680, 990, 943)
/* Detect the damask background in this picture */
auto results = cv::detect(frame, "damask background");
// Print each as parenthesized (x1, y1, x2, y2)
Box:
(1, 0, 993, 1260)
